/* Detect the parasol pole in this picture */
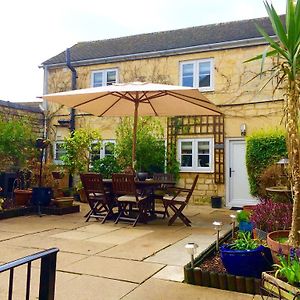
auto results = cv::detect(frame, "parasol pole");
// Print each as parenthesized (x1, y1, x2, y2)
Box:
(132, 101, 139, 170)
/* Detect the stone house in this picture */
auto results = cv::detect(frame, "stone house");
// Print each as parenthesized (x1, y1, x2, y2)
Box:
(41, 16, 284, 207)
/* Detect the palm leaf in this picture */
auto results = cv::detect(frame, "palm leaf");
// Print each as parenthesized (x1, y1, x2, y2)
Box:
(264, 1, 289, 49)
(256, 24, 289, 60)
(244, 49, 277, 63)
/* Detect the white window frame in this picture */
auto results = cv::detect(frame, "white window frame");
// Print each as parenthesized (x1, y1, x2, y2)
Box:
(53, 141, 66, 165)
(91, 68, 119, 87)
(178, 138, 214, 172)
(179, 58, 214, 91)
(100, 140, 116, 158)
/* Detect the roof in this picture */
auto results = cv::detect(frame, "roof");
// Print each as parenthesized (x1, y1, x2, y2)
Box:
(42, 15, 282, 67)
(0, 100, 43, 114)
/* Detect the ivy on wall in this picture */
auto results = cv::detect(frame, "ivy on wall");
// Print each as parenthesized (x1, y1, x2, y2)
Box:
(246, 129, 287, 196)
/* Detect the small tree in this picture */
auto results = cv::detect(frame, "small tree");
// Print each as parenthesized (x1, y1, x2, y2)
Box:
(0, 117, 37, 169)
(61, 128, 102, 176)
(115, 117, 165, 174)
(248, 0, 300, 246)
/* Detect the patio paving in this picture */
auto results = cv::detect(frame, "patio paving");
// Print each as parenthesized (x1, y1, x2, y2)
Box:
(0, 203, 258, 299)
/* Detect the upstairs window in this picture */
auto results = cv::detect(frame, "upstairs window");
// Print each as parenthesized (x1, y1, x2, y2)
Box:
(91, 69, 118, 87)
(180, 59, 213, 91)
(178, 138, 214, 172)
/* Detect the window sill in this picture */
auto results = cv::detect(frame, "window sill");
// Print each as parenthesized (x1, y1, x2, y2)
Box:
(179, 169, 214, 173)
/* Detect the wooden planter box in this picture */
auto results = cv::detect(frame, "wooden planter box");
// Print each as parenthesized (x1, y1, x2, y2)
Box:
(261, 272, 300, 300)
(0, 207, 34, 220)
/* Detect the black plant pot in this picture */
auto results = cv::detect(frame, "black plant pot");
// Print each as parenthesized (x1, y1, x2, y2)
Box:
(211, 196, 222, 208)
(31, 187, 53, 206)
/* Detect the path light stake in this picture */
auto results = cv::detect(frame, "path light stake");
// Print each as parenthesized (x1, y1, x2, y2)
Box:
(212, 221, 223, 251)
(230, 214, 237, 238)
(185, 242, 199, 268)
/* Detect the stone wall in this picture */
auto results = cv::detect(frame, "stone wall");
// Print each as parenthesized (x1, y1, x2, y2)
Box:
(0, 100, 44, 136)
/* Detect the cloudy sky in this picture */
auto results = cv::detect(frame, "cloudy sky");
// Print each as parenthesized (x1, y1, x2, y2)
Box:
(0, 0, 286, 102)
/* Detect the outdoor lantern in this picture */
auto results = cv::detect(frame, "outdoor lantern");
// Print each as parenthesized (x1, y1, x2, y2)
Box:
(212, 221, 223, 251)
(185, 242, 199, 268)
(240, 123, 247, 136)
(230, 214, 236, 238)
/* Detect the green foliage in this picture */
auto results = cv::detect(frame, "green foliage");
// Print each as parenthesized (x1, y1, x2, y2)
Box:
(0, 117, 37, 168)
(274, 248, 300, 285)
(246, 129, 287, 196)
(236, 210, 251, 223)
(166, 144, 180, 181)
(91, 155, 122, 179)
(115, 117, 165, 174)
(230, 232, 259, 251)
(61, 128, 102, 176)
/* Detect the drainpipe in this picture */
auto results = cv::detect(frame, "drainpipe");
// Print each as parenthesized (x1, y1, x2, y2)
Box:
(65, 48, 77, 188)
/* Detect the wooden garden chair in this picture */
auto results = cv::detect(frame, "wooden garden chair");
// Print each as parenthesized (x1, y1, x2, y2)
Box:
(80, 173, 114, 223)
(162, 174, 199, 226)
(112, 173, 150, 227)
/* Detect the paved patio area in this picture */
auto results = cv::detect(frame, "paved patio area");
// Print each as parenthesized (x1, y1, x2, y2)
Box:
(0, 204, 260, 299)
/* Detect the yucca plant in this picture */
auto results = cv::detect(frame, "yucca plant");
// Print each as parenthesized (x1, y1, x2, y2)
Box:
(247, 0, 300, 246)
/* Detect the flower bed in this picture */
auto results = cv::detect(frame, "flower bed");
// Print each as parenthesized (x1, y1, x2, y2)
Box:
(184, 230, 265, 295)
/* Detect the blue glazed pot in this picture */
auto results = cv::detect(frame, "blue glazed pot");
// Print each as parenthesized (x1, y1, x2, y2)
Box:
(238, 221, 253, 232)
(220, 245, 273, 278)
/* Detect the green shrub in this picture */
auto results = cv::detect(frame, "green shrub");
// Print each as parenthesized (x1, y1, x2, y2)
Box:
(91, 155, 122, 178)
(0, 117, 37, 168)
(115, 117, 165, 174)
(61, 128, 102, 176)
(246, 129, 287, 196)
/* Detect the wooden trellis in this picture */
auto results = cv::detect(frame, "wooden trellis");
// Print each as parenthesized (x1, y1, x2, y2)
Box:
(167, 115, 225, 184)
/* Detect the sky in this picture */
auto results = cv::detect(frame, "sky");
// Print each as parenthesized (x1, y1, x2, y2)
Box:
(0, 0, 286, 103)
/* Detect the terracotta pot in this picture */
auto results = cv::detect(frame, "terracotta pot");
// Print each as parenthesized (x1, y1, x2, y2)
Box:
(14, 189, 32, 207)
(78, 188, 87, 203)
(53, 197, 74, 208)
(267, 230, 291, 263)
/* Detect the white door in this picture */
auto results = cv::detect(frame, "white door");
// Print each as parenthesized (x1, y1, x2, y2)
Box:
(227, 140, 256, 207)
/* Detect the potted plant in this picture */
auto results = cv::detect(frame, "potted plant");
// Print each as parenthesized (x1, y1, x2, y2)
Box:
(13, 168, 33, 207)
(60, 128, 102, 201)
(220, 231, 273, 278)
(262, 248, 300, 299)
(237, 210, 252, 232)
(251, 199, 292, 240)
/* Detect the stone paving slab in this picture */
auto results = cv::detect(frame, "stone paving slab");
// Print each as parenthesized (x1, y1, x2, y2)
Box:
(153, 265, 184, 282)
(75, 223, 122, 234)
(87, 228, 153, 245)
(145, 233, 218, 266)
(98, 228, 190, 261)
(50, 229, 104, 240)
(122, 278, 256, 300)
(0, 230, 25, 241)
(55, 274, 137, 300)
(0, 265, 79, 298)
(61, 256, 164, 284)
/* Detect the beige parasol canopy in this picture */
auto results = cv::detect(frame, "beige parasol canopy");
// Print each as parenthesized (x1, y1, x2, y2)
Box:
(42, 82, 221, 167)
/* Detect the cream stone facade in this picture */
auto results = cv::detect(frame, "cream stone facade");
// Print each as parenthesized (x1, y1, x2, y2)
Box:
(42, 19, 284, 206)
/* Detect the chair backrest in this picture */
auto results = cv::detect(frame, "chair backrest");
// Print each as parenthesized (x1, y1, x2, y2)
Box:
(186, 174, 199, 203)
(153, 173, 174, 181)
(80, 173, 105, 196)
(112, 173, 136, 196)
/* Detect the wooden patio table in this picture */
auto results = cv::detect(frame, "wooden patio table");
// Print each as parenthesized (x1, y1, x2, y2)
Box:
(103, 178, 176, 221)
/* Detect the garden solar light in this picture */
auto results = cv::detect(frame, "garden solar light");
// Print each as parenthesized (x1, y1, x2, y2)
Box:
(185, 242, 199, 268)
(230, 214, 236, 238)
(212, 221, 223, 251)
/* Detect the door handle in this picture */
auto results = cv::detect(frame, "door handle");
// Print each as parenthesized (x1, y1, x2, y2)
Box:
(229, 168, 235, 177)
